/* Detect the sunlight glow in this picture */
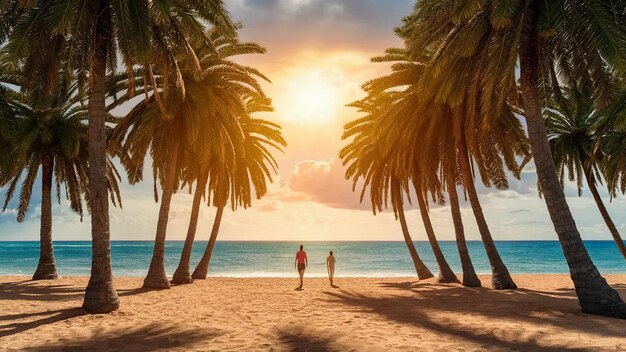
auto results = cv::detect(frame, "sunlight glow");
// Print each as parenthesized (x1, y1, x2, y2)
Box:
(274, 70, 340, 123)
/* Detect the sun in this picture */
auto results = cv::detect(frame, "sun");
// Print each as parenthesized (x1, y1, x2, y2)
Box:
(274, 69, 339, 123)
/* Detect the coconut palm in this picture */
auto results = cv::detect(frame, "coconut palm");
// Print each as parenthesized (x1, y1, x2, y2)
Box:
(190, 97, 286, 280)
(357, 46, 529, 288)
(0, 60, 15, 176)
(2, 0, 235, 312)
(113, 28, 272, 288)
(546, 85, 626, 260)
(597, 90, 626, 199)
(0, 73, 122, 280)
(341, 93, 434, 280)
(170, 31, 281, 284)
(403, 0, 626, 316)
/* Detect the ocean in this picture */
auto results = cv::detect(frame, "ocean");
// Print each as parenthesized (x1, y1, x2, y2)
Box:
(0, 241, 624, 277)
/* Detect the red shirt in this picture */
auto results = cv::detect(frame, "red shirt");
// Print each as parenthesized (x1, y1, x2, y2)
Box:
(296, 250, 307, 264)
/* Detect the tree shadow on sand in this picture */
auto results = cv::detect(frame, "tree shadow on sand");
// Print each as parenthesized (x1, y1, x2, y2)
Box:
(0, 308, 87, 338)
(25, 323, 224, 351)
(277, 327, 339, 352)
(0, 280, 84, 302)
(322, 283, 626, 350)
(116, 287, 153, 297)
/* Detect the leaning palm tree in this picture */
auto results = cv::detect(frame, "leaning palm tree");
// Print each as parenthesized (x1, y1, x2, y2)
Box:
(403, 0, 626, 316)
(0, 73, 122, 280)
(546, 85, 626, 261)
(341, 93, 434, 280)
(2, 0, 235, 312)
(344, 95, 456, 282)
(113, 28, 270, 288)
(358, 47, 529, 288)
(190, 99, 286, 280)
(170, 31, 281, 284)
(597, 90, 626, 200)
(0, 58, 15, 176)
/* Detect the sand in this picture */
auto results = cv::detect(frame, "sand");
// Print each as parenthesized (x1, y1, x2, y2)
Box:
(1, 274, 625, 351)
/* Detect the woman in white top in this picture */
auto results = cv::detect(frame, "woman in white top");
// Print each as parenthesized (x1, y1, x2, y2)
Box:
(326, 251, 336, 286)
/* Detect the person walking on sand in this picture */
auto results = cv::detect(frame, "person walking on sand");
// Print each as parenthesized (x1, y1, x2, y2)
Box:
(294, 245, 308, 288)
(326, 251, 336, 286)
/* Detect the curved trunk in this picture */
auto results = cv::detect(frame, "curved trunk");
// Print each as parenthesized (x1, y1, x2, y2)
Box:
(520, 26, 626, 318)
(584, 170, 626, 261)
(397, 201, 434, 280)
(458, 133, 516, 289)
(33, 152, 58, 280)
(192, 206, 225, 279)
(448, 177, 481, 287)
(143, 138, 181, 289)
(172, 169, 210, 284)
(416, 192, 459, 283)
(83, 6, 119, 313)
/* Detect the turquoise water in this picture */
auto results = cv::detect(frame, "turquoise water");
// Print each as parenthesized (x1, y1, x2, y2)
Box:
(0, 241, 624, 277)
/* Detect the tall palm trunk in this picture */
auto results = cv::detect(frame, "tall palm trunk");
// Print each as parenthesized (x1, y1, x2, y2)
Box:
(192, 206, 225, 279)
(520, 25, 626, 318)
(83, 4, 119, 313)
(172, 169, 210, 284)
(143, 138, 181, 289)
(447, 175, 481, 287)
(33, 152, 57, 280)
(457, 133, 516, 289)
(415, 190, 459, 283)
(584, 169, 626, 261)
(397, 201, 434, 280)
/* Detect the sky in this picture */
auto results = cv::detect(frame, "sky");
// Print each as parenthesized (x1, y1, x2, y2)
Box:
(1, 0, 625, 242)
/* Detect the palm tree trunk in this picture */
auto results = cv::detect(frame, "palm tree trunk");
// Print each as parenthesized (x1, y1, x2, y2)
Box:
(415, 191, 459, 283)
(397, 201, 434, 280)
(33, 152, 58, 280)
(584, 169, 626, 261)
(143, 138, 181, 289)
(83, 4, 119, 313)
(447, 176, 481, 287)
(192, 206, 225, 279)
(172, 169, 210, 284)
(457, 133, 516, 289)
(520, 25, 626, 318)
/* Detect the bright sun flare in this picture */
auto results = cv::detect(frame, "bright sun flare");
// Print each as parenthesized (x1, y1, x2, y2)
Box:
(274, 70, 339, 123)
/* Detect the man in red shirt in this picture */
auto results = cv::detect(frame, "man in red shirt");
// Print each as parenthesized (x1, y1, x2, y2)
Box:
(294, 245, 308, 288)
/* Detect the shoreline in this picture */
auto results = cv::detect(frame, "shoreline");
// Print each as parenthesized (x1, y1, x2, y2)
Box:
(1, 274, 625, 351)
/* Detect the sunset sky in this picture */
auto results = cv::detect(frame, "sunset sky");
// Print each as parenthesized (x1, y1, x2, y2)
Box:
(1, 0, 625, 242)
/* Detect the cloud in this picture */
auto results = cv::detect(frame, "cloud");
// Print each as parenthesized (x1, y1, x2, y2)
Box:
(229, 0, 413, 56)
(266, 159, 370, 210)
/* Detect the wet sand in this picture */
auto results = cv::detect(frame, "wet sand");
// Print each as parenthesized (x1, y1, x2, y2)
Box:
(1, 274, 625, 351)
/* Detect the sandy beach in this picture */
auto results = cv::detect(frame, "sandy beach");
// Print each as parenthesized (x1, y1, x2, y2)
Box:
(1, 274, 625, 351)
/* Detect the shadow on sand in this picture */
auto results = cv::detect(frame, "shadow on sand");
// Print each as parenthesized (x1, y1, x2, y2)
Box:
(0, 308, 87, 338)
(319, 281, 626, 351)
(0, 280, 84, 302)
(23, 323, 223, 351)
(278, 327, 338, 352)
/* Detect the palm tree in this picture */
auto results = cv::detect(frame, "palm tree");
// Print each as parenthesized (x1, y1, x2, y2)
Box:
(0, 73, 122, 280)
(404, 0, 626, 316)
(412, 179, 460, 283)
(2, 0, 235, 312)
(356, 47, 529, 288)
(170, 31, 280, 284)
(546, 85, 626, 261)
(191, 99, 286, 280)
(341, 94, 434, 280)
(0, 58, 15, 176)
(113, 27, 271, 288)
(597, 90, 626, 201)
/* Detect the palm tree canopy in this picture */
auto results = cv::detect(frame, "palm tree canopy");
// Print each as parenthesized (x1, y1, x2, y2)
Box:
(545, 84, 607, 196)
(0, 71, 122, 222)
(0, 0, 235, 102)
